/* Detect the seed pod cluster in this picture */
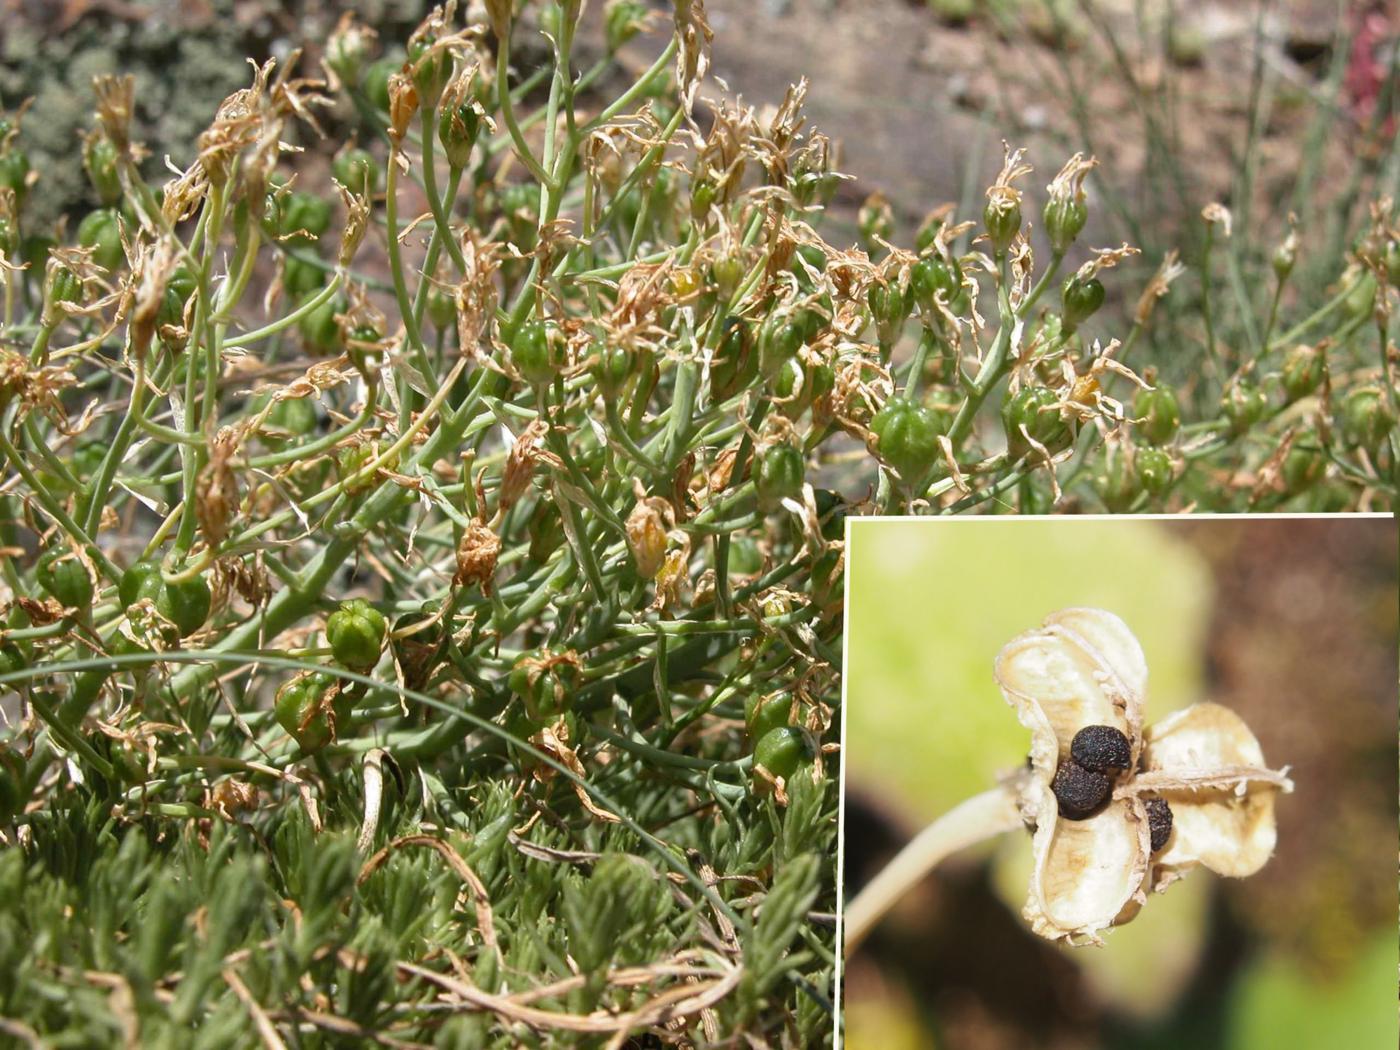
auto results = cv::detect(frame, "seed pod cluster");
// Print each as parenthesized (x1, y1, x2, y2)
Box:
(1051, 723, 1131, 819)
(1050, 724, 1174, 852)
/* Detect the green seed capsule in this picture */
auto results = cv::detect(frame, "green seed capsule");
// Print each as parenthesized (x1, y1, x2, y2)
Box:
(1061, 274, 1105, 330)
(1044, 196, 1088, 256)
(506, 706, 580, 772)
(1280, 345, 1324, 403)
(277, 191, 332, 247)
(710, 317, 754, 401)
(605, 0, 647, 51)
(47, 267, 82, 313)
(508, 650, 581, 721)
(326, 598, 387, 672)
(1221, 379, 1268, 435)
(1343, 272, 1377, 321)
(36, 552, 94, 610)
(983, 198, 1020, 254)
(770, 358, 807, 413)
(512, 320, 565, 388)
(1281, 436, 1325, 494)
(156, 574, 211, 637)
(427, 284, 456, 330)
(914, 212, 943, 254)
(438, 99, 482, 169)
(1134, 446, 1175, 497)
(1385, 241, 1400, 288)
(757, 315, 805, 379)
(1133, 384, 1181, 445)
(1002, 386, 1071, 459)
(283, 256, 326, 299)
(754, 443, 805, 513)
(870, 396, 948, 486)
(1339, 386, 1397, 455)
(407, 33, 452, 104)
(83, 135, 122, 205)
(860, 194, 895, 249)
(745, 692, 794, 743)
(868, 280, 911, 348)
(119, 561, 164, 607)
(297, 291, 342, 354)
(157, 267, 197, 330)
(77, 208, 124, 272)
(275, 671, 340, 753)
(364, 57, 399, 113)
(0, 150, 30, 202)
(332, 147, 380, 195)
(753, 726, 813, 782)
(267, 395, 318, 439)
(909, 253, 962, 315)
(591, 343, 633, 398)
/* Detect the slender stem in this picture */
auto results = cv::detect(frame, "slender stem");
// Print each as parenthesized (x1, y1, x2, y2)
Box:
(223, 274, 343, 349)
(843, 782, 1024, 957)
(497, 35, 555, 189)
(419, 108, 468, 275)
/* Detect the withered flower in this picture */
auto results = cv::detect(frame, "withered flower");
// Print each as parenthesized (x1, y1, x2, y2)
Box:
(387, 72, 421, 150)
(996, 607, 1292, 944)
(499, 418, 562, 514)
(625, 483, 673, 580)
(1133, 249, 1187, 328)
(454, 519, 500, 593)
(92, 75, 138, 161)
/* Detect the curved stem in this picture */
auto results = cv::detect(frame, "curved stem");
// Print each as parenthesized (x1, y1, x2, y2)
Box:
(843, 782, 1024, 957)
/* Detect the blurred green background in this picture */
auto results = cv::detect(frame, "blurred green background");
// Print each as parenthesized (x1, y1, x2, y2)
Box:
(842, 517, 1398, 1050)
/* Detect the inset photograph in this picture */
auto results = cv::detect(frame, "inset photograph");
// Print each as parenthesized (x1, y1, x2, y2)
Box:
(839, 516, 1397, 1050)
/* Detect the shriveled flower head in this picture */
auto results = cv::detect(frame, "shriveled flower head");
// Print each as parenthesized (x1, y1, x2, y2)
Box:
(995, 608, 1292, 945)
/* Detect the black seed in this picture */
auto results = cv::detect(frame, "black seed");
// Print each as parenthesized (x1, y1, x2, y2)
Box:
(1051, 761, 1110, 819)
(1070, 724, 1133, 774)
(1145, 797, 1173, 852)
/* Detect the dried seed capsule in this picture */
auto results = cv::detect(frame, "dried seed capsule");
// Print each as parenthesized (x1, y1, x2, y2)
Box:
(1145, 797, 1173, 852)
(1070, 724, 1132, 774)
(1051, 761, 1110, 819)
